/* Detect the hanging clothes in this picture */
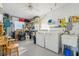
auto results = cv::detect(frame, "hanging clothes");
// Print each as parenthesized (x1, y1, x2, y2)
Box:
(3, 19, 11, 34)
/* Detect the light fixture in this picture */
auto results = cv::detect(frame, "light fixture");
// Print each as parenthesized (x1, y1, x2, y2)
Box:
(24, 3, 40, 11)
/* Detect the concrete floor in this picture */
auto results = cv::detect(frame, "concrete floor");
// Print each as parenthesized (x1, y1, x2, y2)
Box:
(18, 39, 61, 56)
(0, 39, 62, 56)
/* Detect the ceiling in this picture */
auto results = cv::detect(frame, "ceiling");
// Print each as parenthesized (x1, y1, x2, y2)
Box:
(1, 3, 67, 19)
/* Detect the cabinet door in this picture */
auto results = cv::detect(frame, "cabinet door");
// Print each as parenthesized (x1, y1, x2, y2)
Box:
(45, 33, 59, 53)
(36, 33, 44, 47)
(62, 35, 78, 47)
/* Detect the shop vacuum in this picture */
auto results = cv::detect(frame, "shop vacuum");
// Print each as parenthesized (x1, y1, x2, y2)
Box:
(63, 45, 79, 56)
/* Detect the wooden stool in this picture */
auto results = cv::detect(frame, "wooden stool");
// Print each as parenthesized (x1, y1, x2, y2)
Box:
(6, 43, 19, 56)
(5, 39, 19, 56)
(0, 36, 19, 56)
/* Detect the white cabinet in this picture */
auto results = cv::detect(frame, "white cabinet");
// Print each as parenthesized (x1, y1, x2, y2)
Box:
(45, 31, 60, 53)
(36, 28, 64, 53)
(61, 35, 79, 55)
(36, 32, 45, 47)
(61, 35, 78, 47)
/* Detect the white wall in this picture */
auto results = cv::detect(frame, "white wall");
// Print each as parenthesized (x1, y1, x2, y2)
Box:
(12, 17, 19, 31)
(41, 4, 79, 30)
(15, 21, 25, 30)
(42, 4, 79, 21)
(53, 4, 79, 19)
(12, 17, 25, 31)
